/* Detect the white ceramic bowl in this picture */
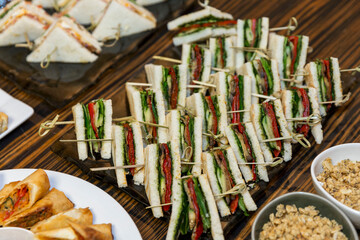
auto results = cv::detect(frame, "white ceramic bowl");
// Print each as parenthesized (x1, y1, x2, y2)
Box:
(311, 143, 360, 229)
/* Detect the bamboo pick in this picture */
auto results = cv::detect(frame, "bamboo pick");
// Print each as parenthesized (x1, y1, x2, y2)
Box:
(269, 17, 298, 33)
(292, 133, 311, 148)
(238, 158, 284, 167)
(146, 203, 172, 209)
(60, 138, 113, 143)
(210, 145, 231, 151)
(40, 47, 57, 69)
(192, 80, 216, 88)
(137, 121, 169, 129)
(260, 136, 292, 143)
(15, 33, 33, 50)
(102, 25, 121, 48)
(340, 65, 360, 73)
(214, 183, 247, 198)
(286, 113, 322, 126)
(230, 46, 269, 53)
(127, 82, 206, 89)
(319, 92, 351, 105)
(179, 175, 193, 179)
(113, 116, 136, 122)
(281, 78, 303, 83)
(181, 162, 201, 165)
(227, 109, 250, 114)
(152, 56, 230, 72)
(251, 93, 277, 100)
(90, 164, 144, 172)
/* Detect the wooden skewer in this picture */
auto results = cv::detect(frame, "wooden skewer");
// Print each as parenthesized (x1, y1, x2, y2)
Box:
(192, 80, 216, 88)
(269, 17, 298, 35)
(238, 158, 284, 167)
(152, 56, 230, 72)
(90, 164, 144, 172)
(230, 46, 269, 53)
(319, 92, 351, 105)
(214, 183, 247, 198)
(181, 162, 201, 165)
(281, 78, 303, 83)
(260, 136, 292, 143)
(227, 109, 250, 114)
(145, 203, 172, 209)
(340, 65, 360, 73)
(137, 121, 169, 129)
(179, 175, 193, 180)
(60, 139, 113, 143)
(251, 93, 277, 100)
(286, 114, 322, 126)
(127, 81, 207, 89)
(228, 121, 251, 127)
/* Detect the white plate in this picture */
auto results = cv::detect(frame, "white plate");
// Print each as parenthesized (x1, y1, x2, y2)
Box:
(0, 89, 34, 139)
(0, 169, 142, 240)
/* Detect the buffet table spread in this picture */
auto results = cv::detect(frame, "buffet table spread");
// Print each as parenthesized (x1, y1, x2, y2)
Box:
(0, 0, 359, 239)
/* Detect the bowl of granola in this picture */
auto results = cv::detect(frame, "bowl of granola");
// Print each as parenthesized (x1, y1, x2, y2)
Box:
(311, 143, 360, 229)
(251, 192, 358, 240)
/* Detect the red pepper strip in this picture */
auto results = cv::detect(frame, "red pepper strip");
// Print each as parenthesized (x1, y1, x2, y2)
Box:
(231, 75, 241, 124)
(295, 88, 311, 137)
(124, 124, 136, 176)
(237, 124, 257, 181)
(13, 187, 28, 210)
(263, 102, 282, 157)
(161, 144, 172, 212)
(3, 211, 11, 221)
(250, 19, 257, 47)
(179, 20, 237, 33)
(169, 67, 178, 109)
(258, 61, 269, 96)
(187, 178, 203, 240)
(193, 45, 202, 81)
(184, 116, 192, 147)
(88, 102, 99, 139)
(217, 150, 239, 213)
(323, 60, 333, 111)
(288, 36, 299, 75)
(146, 93, 157, 140)
(205, 96, 218, 135)
(218, 38, 225, 68)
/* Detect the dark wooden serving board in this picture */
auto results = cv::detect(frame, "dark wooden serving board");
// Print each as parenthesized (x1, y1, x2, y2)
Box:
(0, 0, 195, 108)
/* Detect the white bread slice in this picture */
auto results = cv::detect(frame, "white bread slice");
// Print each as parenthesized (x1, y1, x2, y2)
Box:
(30, 208, 93, 233)
(217, 94, 228, 145)
(308, 87, 323, 144)
(251, 100, 292, 162)
(209, 37, 235, 70)
(112, 125, 127, 187)
(202, 152, 231, 217)
(126, 84, 144, 121)
(294, 35, 309, 86)
(198, 174, 224, 240)
(241, 62, 258, 104)
(131, 121, 145, 184)
(304, 62, 327, 116)
(166, 110, 202, 176)
(169, 140, 182, 202)
(165, 178, 184, 240)
(167, 6, 233, 30)
(271, 59, 281, 94)
(281, 90, 295, 135)
(330, 57, 343, 106)
(136, 0, 165, 5)
(72, 103, 87, 160)
(173, 28, 212, 46)
(0, 0, 22, 17)
(100, 99, 112, 159)
(0, 3, 54, 46)
(62, 0, 109, 25)
(92, 0, 156, 41)
(144, 144, 163, 218)
(211, 27, 236, 38)
(269, 33, 285, 83)
(27, 17, 101, 63)
(259, 17, 269, 50)
(32, 0, 69, 8)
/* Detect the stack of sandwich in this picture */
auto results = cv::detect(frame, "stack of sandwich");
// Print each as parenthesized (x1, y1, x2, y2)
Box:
(41, 3, 350, 240)
(0, 169, 113, 239)
(0, 0, 159, 63)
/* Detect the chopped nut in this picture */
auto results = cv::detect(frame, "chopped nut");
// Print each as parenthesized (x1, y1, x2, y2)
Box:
(259, 204, 348, 240)
(317, 158, 360, 211)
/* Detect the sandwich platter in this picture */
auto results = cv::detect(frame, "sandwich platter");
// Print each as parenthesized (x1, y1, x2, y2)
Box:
(0, 169, 142, 240)
(0, 0, 196, 108)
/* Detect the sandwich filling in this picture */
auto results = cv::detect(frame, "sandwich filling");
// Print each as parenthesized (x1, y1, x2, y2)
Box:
(82, 99, 105, 158)
(187, 44, 204, 92)
(202, 95, 221, 150)
(0, 185, 29, 221)
(226, 74, 245, 123)
(0, 8, 52, 33)
(179, 115, 195, 173)
(177, 15, 236, 37)
(259, 102, 284, 158)
(251, 58, 274, 99)
(211, 150, 248, 215)
(243, 18, 262, 61)
(213, 37, 227, 68)
(179, 177, 211, 240)
(290, 87, 313, 137)
(231, 123, 257, 181)
(315, 58, 335, 112)
(0, 1, 20, 20)
(6, 205, 52, 228)
(140, 90, 159, 144)
(121, 122, 137, 176)
(158, 143, 173, 212)
(282, 35, 303, 85)
(161, 65, 180, 110)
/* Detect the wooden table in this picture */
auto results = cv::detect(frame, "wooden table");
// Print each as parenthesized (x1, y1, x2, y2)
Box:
(0, 0, 359, 239)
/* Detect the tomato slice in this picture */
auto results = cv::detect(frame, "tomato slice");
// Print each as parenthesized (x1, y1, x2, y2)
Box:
(231, 75, 241, 124)
(124, 123, 136, 175)
(205, 96, 218, 135)
(88, 102, 99, 139)
(161, 144, 172, 212)
(187, 178, 202, 240)
(237, 123, 257, 180)
(169, 67, 178, 109)
(294, 88, 310, 137)
(250, 19, 257, 47)
(193, 45, 202, 81)
(322, 60, 333, 111)
(263, 102, 282, 157)
(179, 20, 237, 33)
(183, 116, 192, 147)
(288, 36, 299, 75)
(218, 38, 225, 68)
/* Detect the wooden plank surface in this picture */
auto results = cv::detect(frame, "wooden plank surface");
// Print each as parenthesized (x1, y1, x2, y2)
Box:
(0, 0, 359, 239)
